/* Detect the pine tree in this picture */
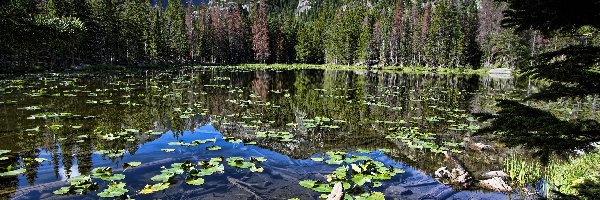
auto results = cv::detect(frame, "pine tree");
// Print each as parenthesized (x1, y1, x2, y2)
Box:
(357, 15, 372, 64)
(165, 0, 188, 62)
(197, 5, 215, 63)
(121, 0, 149, 63)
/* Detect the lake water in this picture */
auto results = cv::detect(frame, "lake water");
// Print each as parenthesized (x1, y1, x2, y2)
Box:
(0, 67, 539, 199)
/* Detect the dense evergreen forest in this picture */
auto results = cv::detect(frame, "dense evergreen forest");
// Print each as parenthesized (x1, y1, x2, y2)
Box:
(0, 0, 598, 70)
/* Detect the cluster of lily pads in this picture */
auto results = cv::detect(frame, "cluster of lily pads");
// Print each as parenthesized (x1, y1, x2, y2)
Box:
(255, 131, 294, 142)
(299, 116, 346, 129)
(300, 151, 404, 199)
(0, 150, 26, 177)
(141, 156, 266, 195)
(385, 126, 464, 154)
(53, 161, 141, 198)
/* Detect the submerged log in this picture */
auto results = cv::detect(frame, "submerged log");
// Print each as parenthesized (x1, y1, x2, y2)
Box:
(326, 182, 344, 200)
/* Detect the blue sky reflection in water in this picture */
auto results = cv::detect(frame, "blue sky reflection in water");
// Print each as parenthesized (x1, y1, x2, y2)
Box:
(16, 125, 508, 199)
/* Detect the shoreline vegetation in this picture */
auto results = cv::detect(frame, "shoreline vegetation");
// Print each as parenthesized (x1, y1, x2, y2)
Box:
(2, 64, 494, 76)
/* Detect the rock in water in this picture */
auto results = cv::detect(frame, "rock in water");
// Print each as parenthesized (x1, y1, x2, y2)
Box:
(481, 171, 509, 179)
(478, 177, 513, 192)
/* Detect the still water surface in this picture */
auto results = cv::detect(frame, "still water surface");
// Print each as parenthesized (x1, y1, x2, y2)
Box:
(0, 67, 526, 199)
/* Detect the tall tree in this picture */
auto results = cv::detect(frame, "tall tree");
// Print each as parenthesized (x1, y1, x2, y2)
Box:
(252, 0, 270, 63)
(389, 1, 405, 66)
(165, 0, 188, 62)
(228, 3, 245, 64)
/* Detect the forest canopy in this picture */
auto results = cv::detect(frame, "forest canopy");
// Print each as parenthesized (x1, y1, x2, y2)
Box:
(0, 0, 598, 70)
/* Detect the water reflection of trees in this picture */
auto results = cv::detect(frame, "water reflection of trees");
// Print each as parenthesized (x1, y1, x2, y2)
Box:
(0, 68, 539, 198)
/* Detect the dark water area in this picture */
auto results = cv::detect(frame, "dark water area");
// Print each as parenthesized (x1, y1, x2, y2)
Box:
(0, 67, 535, 199)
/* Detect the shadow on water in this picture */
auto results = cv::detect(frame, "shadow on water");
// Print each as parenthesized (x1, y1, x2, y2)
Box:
(475, 100, 600, 163)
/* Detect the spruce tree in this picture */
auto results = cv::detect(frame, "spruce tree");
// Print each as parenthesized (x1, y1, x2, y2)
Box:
(165, 0, 188, 62)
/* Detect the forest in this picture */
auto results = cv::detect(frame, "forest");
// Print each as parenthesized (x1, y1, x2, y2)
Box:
(1, 0, 596, 70)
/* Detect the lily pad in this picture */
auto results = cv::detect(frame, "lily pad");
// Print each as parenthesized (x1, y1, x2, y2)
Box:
(97, 182, 128, 198)
(139, 183, 170, 194)
(186, 177, 205, 185)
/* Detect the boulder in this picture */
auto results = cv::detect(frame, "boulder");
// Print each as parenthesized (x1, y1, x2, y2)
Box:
(481, 171, 509, 179)
(477, 177, 513, 192)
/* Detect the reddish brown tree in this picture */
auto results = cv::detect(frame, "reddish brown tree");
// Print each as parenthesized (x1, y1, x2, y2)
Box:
(211, 8, 227, 63)
(389, 2, 404, 65)
(252, 0, 270, 62)
(372, 21, 382, 63)
(228, 3, 244, 64)
(185, 0, 194, 59)
(275, 27, 285, 63)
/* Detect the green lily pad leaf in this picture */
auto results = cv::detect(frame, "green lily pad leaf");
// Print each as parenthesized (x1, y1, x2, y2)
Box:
(373, 181, 382, 188)
(97, 182, 128, 198)
(168, 142, 183, 146)
(312, 183, 333, 193)
(311, 157, 324, 162)
(67, 175, 92, 185)
(148, 131, 163, 135)
(351, 164, 362, 173)
(151, 172, 174, 182)
(299, 180, 316, 188)
(139, 183, 170, 194)
(0, 168, 26, 177)
(123, 162, 142, 169)
(124, 129, 139, 133)
(249, 166, 264, 172)
(101, 174, 126, 181)
(250, 157, 267, 163)
(53, 186, 72, 195)
(356, 149, 371, 153)
(325, 159, 344, 165)
(186, 177, 205, 185)
(206, 145, 221, 151)
(354, 192, 385, 200)
(0, 150, 10, 155)
(351, 174, 371, 186)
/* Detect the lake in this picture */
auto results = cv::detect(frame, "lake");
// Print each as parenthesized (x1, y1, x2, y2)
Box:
(0, 66, 555, 199)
